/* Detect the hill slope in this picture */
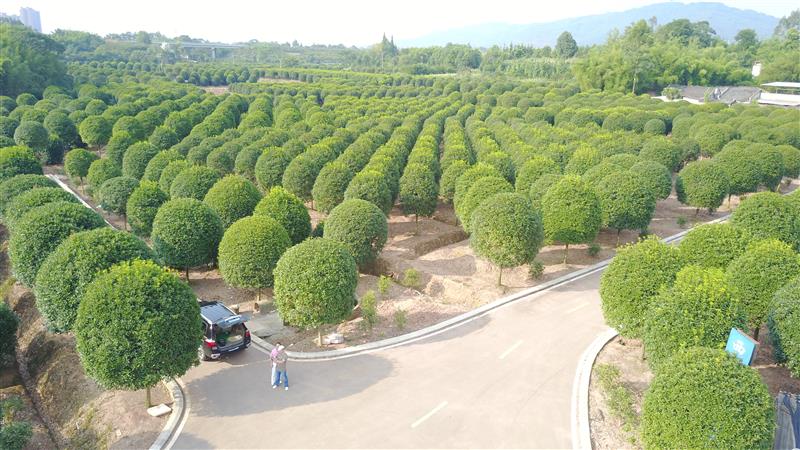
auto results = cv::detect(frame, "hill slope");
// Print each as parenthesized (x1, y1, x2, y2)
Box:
(399, 2, 778, 48)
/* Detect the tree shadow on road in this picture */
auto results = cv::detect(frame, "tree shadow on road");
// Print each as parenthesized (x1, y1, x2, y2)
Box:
(184, 352, 394, 417)
(170, 432, 215, 450)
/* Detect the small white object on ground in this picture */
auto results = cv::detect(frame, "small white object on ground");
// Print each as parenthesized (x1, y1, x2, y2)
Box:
(147, 403, 172, 417)
(323, 333, 344, 345)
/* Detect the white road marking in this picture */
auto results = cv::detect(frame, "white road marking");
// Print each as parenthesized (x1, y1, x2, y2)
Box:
(566, 303, 589, 314)
(411, 401, 448, 429)
(499, 340, 524, 360)
(164, 378, 190, 450)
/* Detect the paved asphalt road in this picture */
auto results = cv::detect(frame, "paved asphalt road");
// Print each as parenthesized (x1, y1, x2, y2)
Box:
(170, 268, 610, 449)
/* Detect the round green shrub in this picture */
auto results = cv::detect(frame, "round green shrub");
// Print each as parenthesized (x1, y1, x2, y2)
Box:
(64, 148, 98, 183)
(86, 158, 121, 196)
(234, 145, 262, 181)
(0, 116, 19, 138)
(111, 116, 145, 141)
(151, 198, 223, 273)
(148, 126, 179, 150)
(203, 175, 261, 229)
(312, 161, 354, 214)
(675, 160, 729, 212)
(254, 186, 311, 245)
(399, 163, 438, 221)
(78, 115, 111, 147)
(596, 171, 657, 234)
(643, 118, 666, 135)
(542, 175, 602, 254)
(13, 121, 49, 157)
(0, 302, 19, 362)
(629, 160, 672, 200)
(600, 236, 683, 338)
(725, 239, 800, 334)
(470, 193, 544, 276)
(104, 131, 135, 166)
(639, 136, 681, 172)
(8, 201, 105, 287)
(122, 142, 159, 180)
(126, 181, 168, 237)
(481, 151, 515, 183)
(75, 260, 202, 390)
(769, 277, 800, 377)
(142, 150, 182, 182)
(694, 123, 733, 156)
(219, 215, 292, 290)
(98, 176, 139, 216)
(776, 144, 800, 179)
(0, 174, 56, 218)
(714, 146, 762, 197)
(678, 223, 752, 268)
(324, 199, 388, 269)
(457, 176, 514, 232)
(731, 192, 800, 249)
(643, 265, 747, 368)
(254, 147, 290, 190)
(206, 146, 235, 175)
(158, 160, 190, 194)
(34, 228, 153, 332)
(564, 145, 602, 175)
(752, 144, 785, 191)
(0, 146, 42, 181)
(452, 162, 502, 210)
(439, 160, 470, 203)
(604, 153, 639, 170)
(642, 347, 774, 449)
(4, 187, 77, 230)
(514, 155, 560, 195)
(169, 165, 220, 200)
(528, 173, 563, 207)
(273, 238, 358, 329)
(344, 170, 393, 215)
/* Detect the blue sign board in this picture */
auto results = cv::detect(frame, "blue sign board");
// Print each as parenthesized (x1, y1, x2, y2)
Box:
(725, 328, 757, 366)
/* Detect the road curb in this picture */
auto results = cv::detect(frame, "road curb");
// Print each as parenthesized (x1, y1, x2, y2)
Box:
(570, 328, 618, 450)
(148, 378, 185, 450)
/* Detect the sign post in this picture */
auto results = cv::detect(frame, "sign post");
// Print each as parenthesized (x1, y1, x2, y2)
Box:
(725, 328, 758, 366)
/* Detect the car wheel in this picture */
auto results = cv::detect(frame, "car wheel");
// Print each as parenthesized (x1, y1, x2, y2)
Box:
(197, 346, 209, 361)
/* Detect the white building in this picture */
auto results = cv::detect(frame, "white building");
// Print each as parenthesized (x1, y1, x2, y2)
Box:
(19, 7, 41, 33)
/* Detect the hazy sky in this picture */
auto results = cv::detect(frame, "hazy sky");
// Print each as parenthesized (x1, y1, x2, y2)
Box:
(2, 0, 797, 46)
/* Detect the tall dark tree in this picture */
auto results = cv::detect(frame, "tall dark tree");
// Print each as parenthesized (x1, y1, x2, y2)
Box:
(555, 31, 578, 58)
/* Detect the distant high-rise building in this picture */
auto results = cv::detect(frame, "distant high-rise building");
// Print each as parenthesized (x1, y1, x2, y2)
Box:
(18, 7, 41, 32)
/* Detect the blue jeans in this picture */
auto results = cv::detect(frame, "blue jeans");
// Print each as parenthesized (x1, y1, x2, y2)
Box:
(273, 370, 288, 387)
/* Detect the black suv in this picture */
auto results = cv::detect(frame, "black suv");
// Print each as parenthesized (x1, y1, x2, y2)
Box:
(198, 301, 251, 361)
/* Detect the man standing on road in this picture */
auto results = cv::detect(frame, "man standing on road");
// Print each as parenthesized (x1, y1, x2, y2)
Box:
(269, 343, 279, 386)
(272, 344, 289, 390)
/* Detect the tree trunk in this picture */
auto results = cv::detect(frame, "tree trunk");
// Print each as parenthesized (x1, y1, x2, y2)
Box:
(123, 213, 127, 230)
(497, 267, 503, 286)
(146, 386, 152, 408)
(415, 214, 419, 235)
(317, 328, 322, 347)
(616, 229, 621, 247)
(185, 267, 190, 282)
(563, 243, 569, 265)
(728, 194, 732, 209)
(257, 287, 261, 302)
(695, 207, 700, 216)
(753, 326, 760, 342)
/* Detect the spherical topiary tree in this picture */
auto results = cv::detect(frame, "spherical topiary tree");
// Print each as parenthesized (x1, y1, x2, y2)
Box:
(0, 174, 56, 219)
(643, 118, 666, 135)
(439, 160, 470, 203)
(13, 121, 49, 157)
(541, 175, 602, 264)
(714, 146, 762, 204)
(282, 153, 322, 203)
(0, 116, 19, 138)
(457, 176, 514, 232)
(776, 144, 800, 179)
(596, 171, 657, 244)
(514, 155, 560, 194)
(695, 123, 733, 156)
(151, 198, 223, 279)
(344, 170, 393, 215)
(148, 126, 179, 150)
(629, 160, 672, 200)
(725, 239, 800, 340)
(64, 148, 98, 188)
(105, 131, 135, 166)
(4, 187, 78, 231)
(452, 162, 503, 210)
(323, 199, 388, 270)
(74, 259, 201, 407)
(642, 347, 774, 449)
(34, 228, 153, 332)
(254, 147, 290, 191)
(769, 277, 800, 377)
(399, 163, 438, 232)
(678, 223, 751, 268)
(528, 173, 563, 208)
(98, 176, 139, 225)
(142, 150, 183, 183)
(0, 302, 18, 365)
(219, 216, 292, 300)
(600, 236, 683, 339)
(481, 151, 515, 183)
(643, 265, 747, 368)
(111, 116, 145, 141)
(206, 146, 235, 175)
(158, 159, 190, 195)
(126, 181, 168, 237)
(122, 142, 159, 180)
(234, 145, 262, 181)
(78, 115, 111, 149)
(203, 175, 261, 229)
(85, 157, 120, 197)
(564, 145, 602, 175)
(254, 186, 311, 245)
(731, 191, 800, 250)
(0, 146, 42, 181)
(470, 193, 544, 285)
(752, 144, 785, 192)
(8, 201, 105, 287)
(273, 238, 358, 345)
(639, 136, 681, 172)
(169, 165, 220, 200)
(675, 159, 729, 213)
(312, 161, 354, 214)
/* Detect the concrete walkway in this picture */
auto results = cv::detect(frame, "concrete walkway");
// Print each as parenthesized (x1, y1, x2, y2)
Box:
(169, 267, 609, 449)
